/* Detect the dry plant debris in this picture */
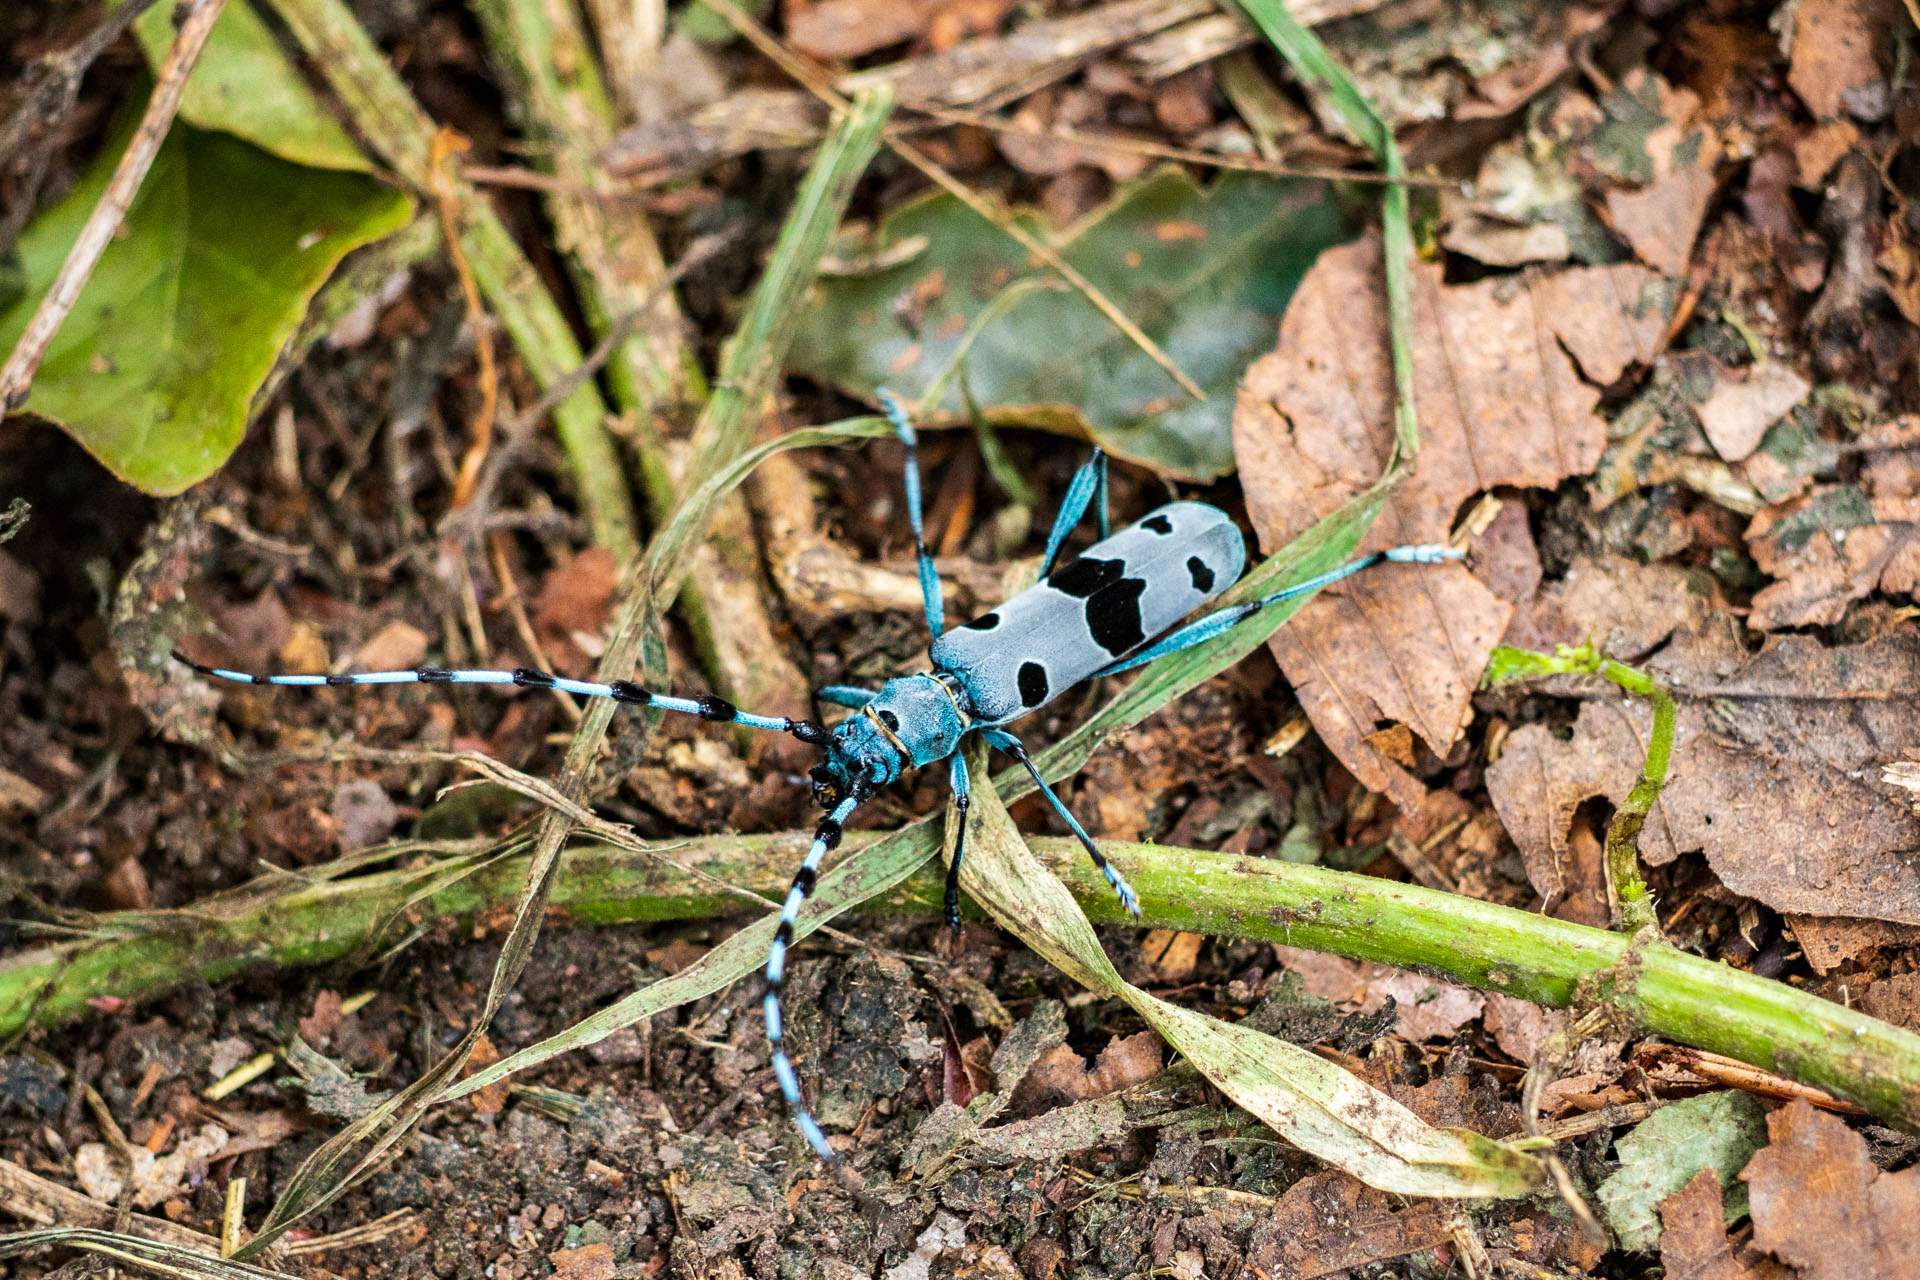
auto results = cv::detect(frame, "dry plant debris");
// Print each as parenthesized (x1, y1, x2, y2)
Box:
(1234, 234, 1671, 810)
(1741, 1100, 1920, 1280)
(4, 0, 1920, 1274)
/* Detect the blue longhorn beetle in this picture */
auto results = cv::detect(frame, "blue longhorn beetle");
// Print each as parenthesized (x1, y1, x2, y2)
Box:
(177, 390, 1460, 1163)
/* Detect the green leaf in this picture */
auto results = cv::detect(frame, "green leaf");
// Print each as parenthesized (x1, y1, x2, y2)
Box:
(788, 168, 1348, 482)
(1597, 1091, 1767, 1251)
(0, 123, 413, 495)
(127, 0, 373, 172)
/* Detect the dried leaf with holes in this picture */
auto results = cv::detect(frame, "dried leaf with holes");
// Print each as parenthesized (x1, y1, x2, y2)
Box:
(1234, 235, 1672, 812)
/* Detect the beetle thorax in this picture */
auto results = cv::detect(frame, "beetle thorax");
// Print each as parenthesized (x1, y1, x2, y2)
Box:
(807, 674, 969, 810)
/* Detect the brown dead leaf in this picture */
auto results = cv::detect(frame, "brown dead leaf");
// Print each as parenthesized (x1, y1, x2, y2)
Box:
(1236, 237, 1672, 811)
(532, 546, 619, 666)
(350, 619, 428, 673)
(1273, 946, 1485, 1041)
(1503, 554, 1707, 661)
(1487, 624, 1920, 925)
(204, 1107, 303, 1159)
(1603, 73, 1721, 277)
(1746, 477, 1920, 631)
(1141, 929, 1205, 980)
(1659, 1168, 1753, 1280)
(1861, 973, 1920, 1031)
(1788, 0, 1899, 122)
(788, 0, 944, 60)
(1742, 1100, 1920, 1280)
(298, 990, 344, 1044)
(1795, 120, 1862, 187)
(1482, 993, 1568, 1065)
(549, 1243, 617, 1280)
(462, 1036, 510, 1118)
(1019, 1030, 1164, 1103)
(1243, 1171, 1450, 1280)
(1441, 216, 1573, 268)
(103, 857, 152, 911)
(1786, 915, 1920, 976)
(0, 766, 46, 817)
(1697, 364, 1811, 463)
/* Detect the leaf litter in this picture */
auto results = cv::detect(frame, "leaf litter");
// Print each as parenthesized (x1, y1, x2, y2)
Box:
(9, 0, 1920, 1274)
(1234, 232, 1673, 811)
(1487, 563, 1920, 925)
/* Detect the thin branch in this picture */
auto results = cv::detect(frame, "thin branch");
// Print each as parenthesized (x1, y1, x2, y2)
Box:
(907, 103, 1455, 188)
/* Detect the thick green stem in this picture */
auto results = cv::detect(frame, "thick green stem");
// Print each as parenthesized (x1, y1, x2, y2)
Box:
(266, 0, 638, 558)
(1485, 644, 1669, 932)
(4, 834, 1915, 1129)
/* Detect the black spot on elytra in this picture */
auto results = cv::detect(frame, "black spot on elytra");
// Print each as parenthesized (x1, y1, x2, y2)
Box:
(877, 709, 900, 731)
(1017, 661, 1050, 707)
(1049, 555, 1126, 598)
(1141, 513, 1173, 535)
(962, 612, 1000, 631)
(1187, 556, 1215, 592)
(1086, 578, 1148, 656)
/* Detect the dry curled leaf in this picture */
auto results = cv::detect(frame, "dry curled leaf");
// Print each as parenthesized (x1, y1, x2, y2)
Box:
(1742, 1100, 1920, 1280)
(1234, 235, 1672, 811)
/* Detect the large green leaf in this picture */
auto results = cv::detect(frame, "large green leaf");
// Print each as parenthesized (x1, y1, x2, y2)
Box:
(788, 168, 1348, 481)
(128, 0, 373, 172)
(0, 123, 413, 495)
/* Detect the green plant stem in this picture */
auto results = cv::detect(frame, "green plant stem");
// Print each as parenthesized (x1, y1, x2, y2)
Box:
(265, 0, 638, 558)
(1486, 644, 1668, 931)
(5, 834, 1915, 1128)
